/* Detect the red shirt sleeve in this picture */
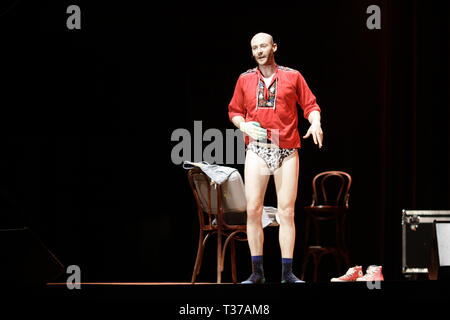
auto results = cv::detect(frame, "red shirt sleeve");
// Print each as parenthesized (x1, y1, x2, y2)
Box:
(228, 75, 246, 121)
(296, 71, 321, 120)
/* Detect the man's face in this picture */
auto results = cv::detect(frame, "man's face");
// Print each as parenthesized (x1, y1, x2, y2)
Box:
(251, 34, 277, 66)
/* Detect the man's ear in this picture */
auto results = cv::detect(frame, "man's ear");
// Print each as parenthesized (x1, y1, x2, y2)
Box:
(272, 43, 278, 53)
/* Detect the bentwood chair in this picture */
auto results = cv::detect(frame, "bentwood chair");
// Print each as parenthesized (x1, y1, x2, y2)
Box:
(301, 171, 352, 282)
(187, 167, 248, 284)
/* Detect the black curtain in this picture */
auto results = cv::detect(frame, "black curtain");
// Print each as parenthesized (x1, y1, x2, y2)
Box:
(1, 0, 449, 282)
(379, 0, 450, 279)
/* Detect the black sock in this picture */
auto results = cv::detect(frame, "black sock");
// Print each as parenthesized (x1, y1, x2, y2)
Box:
(251, 255, 264, 276)
(281, 258, 301, 283)
(243, 255, 265, 283)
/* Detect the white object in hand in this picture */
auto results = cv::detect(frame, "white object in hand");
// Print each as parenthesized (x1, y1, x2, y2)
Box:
(239, 121, 267, 141)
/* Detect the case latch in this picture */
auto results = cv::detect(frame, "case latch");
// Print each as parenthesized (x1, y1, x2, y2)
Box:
(408, 215, 420, 231)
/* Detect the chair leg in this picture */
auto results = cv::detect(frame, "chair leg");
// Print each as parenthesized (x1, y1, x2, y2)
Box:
(221, 235, 232, 272)
(332, 250, 342, 276)
(217, 230, 223, 284)
(303, 217, 311, 259)
(312, 254, 318, 282)
(313, 219, 321, 245)
(335, 221, 343, 274)
(342, 251, 351, 269)
(301, 251, 310, 281)
(191, 231, 205, 284)
(340, 215, 351, 268)
(335, 215, 350, 270)
(231, 239, 237, 284)
(313, 253, 322, 282)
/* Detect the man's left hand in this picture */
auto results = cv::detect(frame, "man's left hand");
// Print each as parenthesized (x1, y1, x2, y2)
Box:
(303, 122, 323, 148)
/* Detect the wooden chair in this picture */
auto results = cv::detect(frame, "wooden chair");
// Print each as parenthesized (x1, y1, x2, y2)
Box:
(301, 171, 352, 282)
(187, 167, 248, 284)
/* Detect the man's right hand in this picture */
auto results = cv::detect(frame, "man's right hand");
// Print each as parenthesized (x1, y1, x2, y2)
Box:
(239, 121, 267, 141)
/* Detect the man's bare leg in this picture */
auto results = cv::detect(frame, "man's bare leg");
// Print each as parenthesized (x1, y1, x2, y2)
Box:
(242, 149, 270, 283)
(274, 151, 304, 283)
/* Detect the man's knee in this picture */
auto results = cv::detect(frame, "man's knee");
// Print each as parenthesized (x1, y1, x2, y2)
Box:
(247, 202, 263, 222)
(277, 206, 295, 224)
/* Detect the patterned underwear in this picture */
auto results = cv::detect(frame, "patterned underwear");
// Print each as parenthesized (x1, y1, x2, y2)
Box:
(247, 142, 296, 174)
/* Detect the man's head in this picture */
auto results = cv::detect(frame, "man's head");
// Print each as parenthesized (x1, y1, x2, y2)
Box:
(250, 32, 277, 66)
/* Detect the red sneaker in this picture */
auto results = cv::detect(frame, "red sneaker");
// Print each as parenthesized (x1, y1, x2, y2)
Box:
(330, 266, 363, 282)
(356, 265, 384, 281)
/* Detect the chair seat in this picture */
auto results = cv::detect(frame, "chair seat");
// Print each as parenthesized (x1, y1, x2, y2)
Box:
(201, 224, 246, 231)
(305, 206, 348, 220)
(308, 205, 340, 209)
(305, 205, 347, 213)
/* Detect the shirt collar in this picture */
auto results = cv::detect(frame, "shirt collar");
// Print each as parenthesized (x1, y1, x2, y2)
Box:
(256, 65, 278, 89)
(256, 64, 279, 79)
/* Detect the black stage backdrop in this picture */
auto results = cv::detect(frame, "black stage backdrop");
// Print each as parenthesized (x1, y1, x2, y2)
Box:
(1, 0, 449, 282)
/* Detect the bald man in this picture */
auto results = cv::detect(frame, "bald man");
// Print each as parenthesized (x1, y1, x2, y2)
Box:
(228, 32, 323, 283)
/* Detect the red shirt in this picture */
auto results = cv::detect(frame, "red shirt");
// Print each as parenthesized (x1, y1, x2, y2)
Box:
(228, 65, 321, 148)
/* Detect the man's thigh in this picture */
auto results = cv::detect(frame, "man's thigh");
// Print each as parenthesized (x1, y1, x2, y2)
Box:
(244, 149, 271, 205)
(274, 151, 299, 207)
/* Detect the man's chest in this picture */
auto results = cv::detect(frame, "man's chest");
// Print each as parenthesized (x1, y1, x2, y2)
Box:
(242, 77, 298, 110)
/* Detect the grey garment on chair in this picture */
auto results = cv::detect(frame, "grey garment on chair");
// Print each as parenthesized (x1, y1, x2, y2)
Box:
(183, 161, 237, 185)
(184, 161, 247, 214)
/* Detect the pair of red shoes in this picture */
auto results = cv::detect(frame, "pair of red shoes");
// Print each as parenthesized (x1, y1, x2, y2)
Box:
(330, 265, 384, 282)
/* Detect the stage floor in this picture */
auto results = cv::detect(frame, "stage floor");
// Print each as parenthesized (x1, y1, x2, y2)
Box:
(6, 280, 449, 317)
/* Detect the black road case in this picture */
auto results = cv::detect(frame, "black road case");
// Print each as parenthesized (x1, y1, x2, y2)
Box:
(402, 210, 450, 278)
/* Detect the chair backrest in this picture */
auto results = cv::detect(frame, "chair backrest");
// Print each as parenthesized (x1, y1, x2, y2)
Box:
(310, 171, 352, 208)
(187, 167, 247, 228)
(188, 168, 219, 212)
